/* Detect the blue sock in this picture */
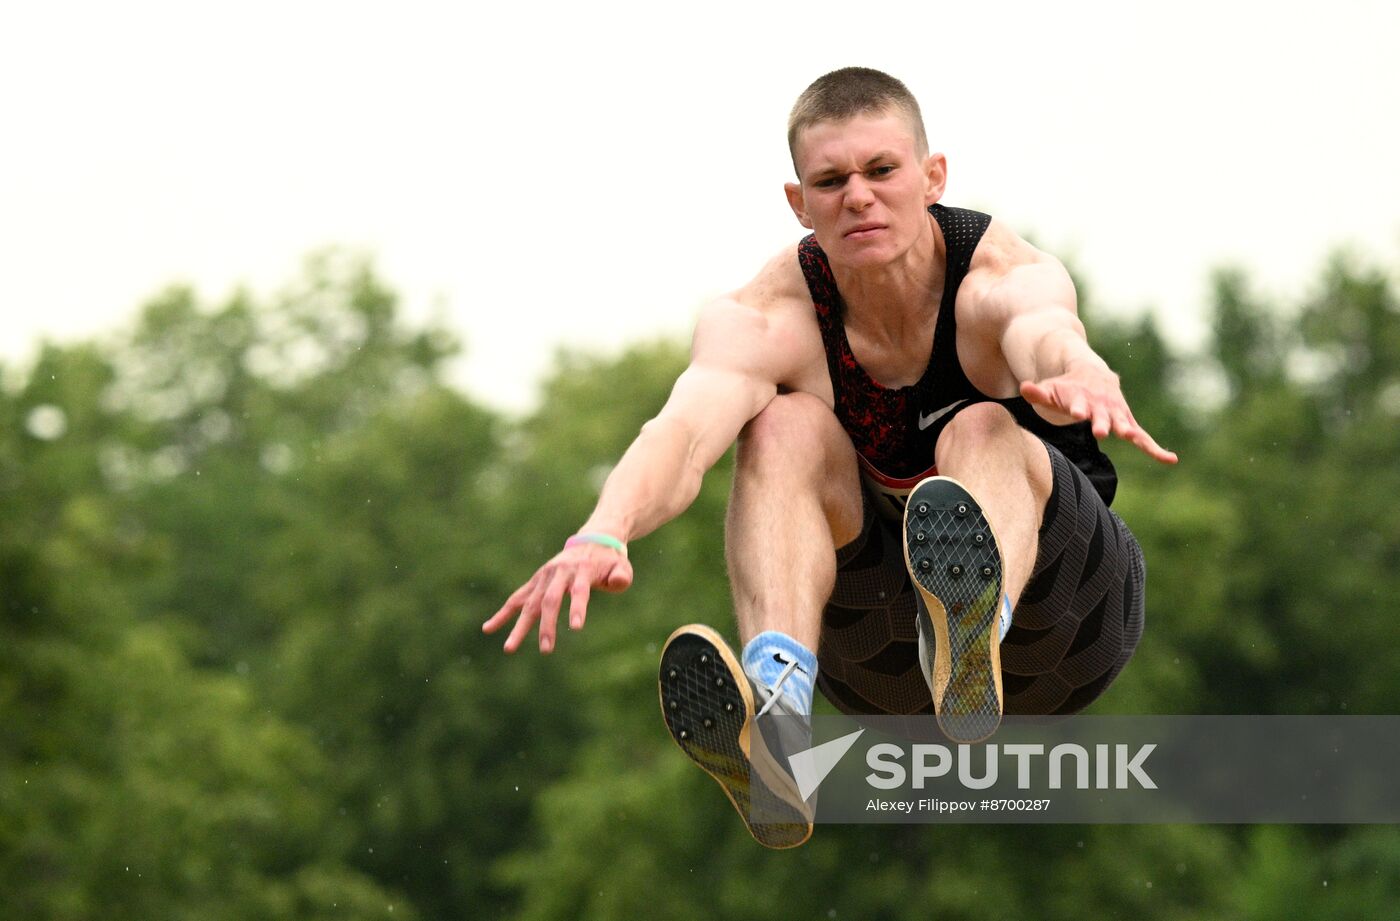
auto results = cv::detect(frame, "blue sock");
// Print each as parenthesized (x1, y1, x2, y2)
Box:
(741, 631, 818, 716)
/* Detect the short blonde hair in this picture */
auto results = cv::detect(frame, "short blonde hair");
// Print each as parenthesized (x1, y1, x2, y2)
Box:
(787, 67, 928, 172)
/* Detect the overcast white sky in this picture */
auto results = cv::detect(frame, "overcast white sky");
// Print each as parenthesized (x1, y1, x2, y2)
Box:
(2, 1, 1397, 413)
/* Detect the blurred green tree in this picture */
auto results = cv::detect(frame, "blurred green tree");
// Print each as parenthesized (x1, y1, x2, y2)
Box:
(3, 246, 1397, 920)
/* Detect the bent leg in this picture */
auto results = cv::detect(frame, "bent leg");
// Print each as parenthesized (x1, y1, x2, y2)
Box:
(900, 402, 1054, 740)
(725, 392, 864, 651)
(933, 402, 1054, 607)
(656, 393, 860, 847)
(1000, 445, 1147, 716)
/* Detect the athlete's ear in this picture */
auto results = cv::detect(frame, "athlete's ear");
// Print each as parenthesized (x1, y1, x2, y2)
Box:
(784, 181, 813, 229)
(923, 152, 947, 205)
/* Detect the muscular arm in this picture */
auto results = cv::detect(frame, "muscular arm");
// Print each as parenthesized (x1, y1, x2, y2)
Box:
(994, 257, 1110, 393)
(485, 271, 813, 653)
(580, 298, 787, 543)
(974, 229, 1177, 464)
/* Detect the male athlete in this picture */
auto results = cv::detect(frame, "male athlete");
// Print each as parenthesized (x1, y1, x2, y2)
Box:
(485, 67, 1177, 848)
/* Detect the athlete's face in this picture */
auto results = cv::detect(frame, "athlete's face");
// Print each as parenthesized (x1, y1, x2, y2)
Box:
(785, 111, 946, 270)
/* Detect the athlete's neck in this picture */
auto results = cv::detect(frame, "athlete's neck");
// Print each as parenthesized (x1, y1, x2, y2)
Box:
(832, 212, 945, 347)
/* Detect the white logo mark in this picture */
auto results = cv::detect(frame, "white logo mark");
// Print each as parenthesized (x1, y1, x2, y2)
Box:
(917, 399, 967, 431)
(788, 728, 867, 801)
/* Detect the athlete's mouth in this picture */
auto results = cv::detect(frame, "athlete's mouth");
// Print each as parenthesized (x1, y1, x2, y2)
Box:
(845, 223, 886, 239)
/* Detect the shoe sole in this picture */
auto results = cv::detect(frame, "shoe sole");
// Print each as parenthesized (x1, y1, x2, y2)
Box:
(903, 477, 1005, 743)
(658, 624, 812, 849)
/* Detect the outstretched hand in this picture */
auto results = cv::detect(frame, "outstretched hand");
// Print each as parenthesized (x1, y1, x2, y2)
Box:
(483, 542, 633, 654)
(1020, 368, 1178, 465)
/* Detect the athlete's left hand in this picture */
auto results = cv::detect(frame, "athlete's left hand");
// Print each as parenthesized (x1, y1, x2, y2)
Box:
(1021, 365, 1178, 465)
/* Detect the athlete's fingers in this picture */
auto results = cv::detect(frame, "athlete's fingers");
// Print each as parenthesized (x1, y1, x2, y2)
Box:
(1069, 392, 1090, 421)
(537, 567, 572, 654)
(1019, 379, 1050, 406)
(483, 580, 534, 634)
(1022, 379, 1071, 412)
(481, 604, 513, 635)
(1139, 438, 1177, 464)
(1111, 410, 1138, 441)
(1090, 402, 1112, 439)
(539, 566, 571, 627)
(1145, 437, 1179, 465)
(568, 572, 591, 630)
(504, 572, 551, 653)
(1115, 404, 1175, 462)
(1129, 424, 1178, 464)
(502, 604, 539, 654)
(598, 557, 634, 593)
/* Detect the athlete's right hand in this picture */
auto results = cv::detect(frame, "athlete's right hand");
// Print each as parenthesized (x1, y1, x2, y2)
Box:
(483, 542, 634, 654)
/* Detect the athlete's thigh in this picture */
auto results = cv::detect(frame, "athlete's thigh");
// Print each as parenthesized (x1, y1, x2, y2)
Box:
(1001, 442, 1146, 715)
(736, 391, 865, 546)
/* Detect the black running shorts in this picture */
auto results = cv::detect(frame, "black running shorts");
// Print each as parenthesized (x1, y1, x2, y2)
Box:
(815, 440, 1146, 718)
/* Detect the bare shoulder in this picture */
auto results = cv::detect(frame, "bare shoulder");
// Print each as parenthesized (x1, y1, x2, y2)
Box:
(961, 218, 1075, 320)
(695, 244, 805, 340)
(967, 218, 1058, 283)
(692, 243, 828, 394)
(954, 218, 1079, 396)
(732, 242, 811, 315)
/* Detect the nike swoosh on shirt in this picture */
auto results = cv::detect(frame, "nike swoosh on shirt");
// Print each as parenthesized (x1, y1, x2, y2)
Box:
(917, 399, 968, 431)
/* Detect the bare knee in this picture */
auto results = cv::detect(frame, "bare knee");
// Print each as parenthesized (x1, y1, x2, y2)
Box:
(937, 402, 1052, 499)
(937, 402, 1018, 460)
(734, 393, 863, 542)
(736, 393, 846, 477)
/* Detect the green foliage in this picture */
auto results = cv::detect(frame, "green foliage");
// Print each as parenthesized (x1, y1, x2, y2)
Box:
(2, 246, 1398, 918)
(1210, 266, 1289, 399)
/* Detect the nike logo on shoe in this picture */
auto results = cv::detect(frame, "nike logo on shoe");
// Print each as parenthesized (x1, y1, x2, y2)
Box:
(917, 399, 967, 431)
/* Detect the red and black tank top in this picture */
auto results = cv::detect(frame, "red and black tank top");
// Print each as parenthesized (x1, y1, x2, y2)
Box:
(798, 203, 1117, 520)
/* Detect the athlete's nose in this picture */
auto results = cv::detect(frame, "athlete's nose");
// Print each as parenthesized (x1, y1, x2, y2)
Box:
(843, 174, 875, 211)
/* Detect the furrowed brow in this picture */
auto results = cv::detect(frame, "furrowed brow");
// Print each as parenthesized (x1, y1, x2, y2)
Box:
(808, 152, 897, 182)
